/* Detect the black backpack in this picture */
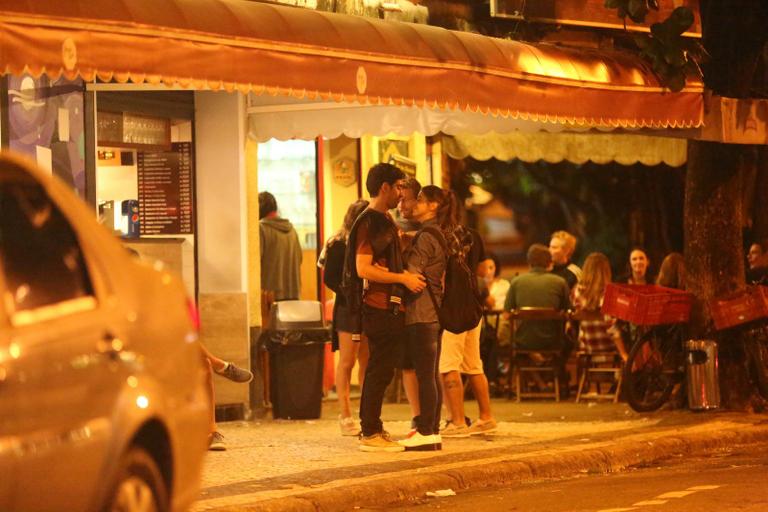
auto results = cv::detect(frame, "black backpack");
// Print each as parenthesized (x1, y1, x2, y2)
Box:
(417, 226, 484, 334)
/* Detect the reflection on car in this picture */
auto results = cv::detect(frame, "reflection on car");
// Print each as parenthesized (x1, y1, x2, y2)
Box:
(0, 153, 211, 512)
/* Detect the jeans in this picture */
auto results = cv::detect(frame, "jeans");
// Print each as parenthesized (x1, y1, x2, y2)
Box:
(359, 304, 405, 436)
(405, 322, 442, 435)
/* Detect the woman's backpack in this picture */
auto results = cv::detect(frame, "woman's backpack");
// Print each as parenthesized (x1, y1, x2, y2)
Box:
(418, 226, 484, 334)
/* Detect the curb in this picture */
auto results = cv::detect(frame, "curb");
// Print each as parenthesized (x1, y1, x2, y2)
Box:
(211, 423, 768, 512)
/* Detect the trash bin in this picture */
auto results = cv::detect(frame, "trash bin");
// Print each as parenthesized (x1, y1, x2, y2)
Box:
(266, 300, 331, 419)
(685, 339, 720, 411)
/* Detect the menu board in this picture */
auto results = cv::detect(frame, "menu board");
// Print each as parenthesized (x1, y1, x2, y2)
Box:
(137, 142, 194, 235)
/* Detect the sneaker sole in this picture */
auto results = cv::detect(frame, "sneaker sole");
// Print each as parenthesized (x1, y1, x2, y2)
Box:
(402, 443, 442, 451)
(358, 444, 405, 453)
(468, 428, 498, 436)
(440, 432, 471, 438)
(341, 430, 361, 437)
(208, 445, 226, 451)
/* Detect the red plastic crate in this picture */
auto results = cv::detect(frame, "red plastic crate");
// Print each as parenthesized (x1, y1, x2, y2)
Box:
(709, 286, 768, 331)
(601, 283, 693, 326)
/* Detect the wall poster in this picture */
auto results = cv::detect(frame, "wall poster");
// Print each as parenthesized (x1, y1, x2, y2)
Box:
(5, 74, 86, 197)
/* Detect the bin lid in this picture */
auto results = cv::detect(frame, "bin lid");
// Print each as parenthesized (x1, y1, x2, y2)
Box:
(270, 300, 325, 329)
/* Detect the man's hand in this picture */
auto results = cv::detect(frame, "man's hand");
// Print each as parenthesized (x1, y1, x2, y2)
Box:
(401, 270, 426, 293)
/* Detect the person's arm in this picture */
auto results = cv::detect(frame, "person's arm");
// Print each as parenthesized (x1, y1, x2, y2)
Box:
(356, 252, 425, 292)
(503, 279, 516, 312)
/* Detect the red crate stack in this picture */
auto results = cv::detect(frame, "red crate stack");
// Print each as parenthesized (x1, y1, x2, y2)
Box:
(602, 284, 693, 325)
(709, 286, 768, 331)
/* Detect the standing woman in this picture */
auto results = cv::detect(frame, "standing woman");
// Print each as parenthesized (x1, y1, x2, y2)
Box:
(574, 253, 628, 361)
(320, 199, 370, 436)
(398, 185, 454, 451)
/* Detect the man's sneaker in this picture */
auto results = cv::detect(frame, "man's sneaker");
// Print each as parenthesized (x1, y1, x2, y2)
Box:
(358, 431, 405, 452)
(398, 432, 442, 451)
(215, 362, 253, 383)
(467, 418, 498, 436)
(208, 431, 226, 451)
(339, 416, 360, 437)
(440, 422, 471, 438)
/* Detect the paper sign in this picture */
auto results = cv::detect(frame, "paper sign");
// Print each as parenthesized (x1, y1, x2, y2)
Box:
(35, 145, 53, 174)
(58, 107, 70, 142)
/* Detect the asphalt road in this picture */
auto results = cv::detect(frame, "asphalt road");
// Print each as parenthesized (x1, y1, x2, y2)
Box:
(361, 443, 768, 512)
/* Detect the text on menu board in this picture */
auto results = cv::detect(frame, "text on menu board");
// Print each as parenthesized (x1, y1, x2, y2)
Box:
(137, 142, 194, 235)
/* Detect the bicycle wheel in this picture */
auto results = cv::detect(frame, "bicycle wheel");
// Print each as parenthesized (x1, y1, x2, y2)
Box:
(623, 327, 681, 412)
(745, 325, 768, 400)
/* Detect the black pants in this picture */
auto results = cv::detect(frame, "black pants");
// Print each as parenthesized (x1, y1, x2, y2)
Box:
(405, 322, 442, 435)
(360, 304, 405, 436)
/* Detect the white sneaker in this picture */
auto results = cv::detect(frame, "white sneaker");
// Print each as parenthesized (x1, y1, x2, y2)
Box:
(339, 416, 360, 437)
(398, 432, 442, 451)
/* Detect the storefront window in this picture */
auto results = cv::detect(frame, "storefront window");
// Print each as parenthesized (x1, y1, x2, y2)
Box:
(257, 139, 318, 250)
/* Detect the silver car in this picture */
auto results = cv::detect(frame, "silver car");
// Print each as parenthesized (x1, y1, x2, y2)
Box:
(0, 153, 211, 512)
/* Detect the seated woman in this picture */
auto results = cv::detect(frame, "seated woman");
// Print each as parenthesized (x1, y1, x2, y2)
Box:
(574, 252, 628, 362)
(656, 252, 686, 290)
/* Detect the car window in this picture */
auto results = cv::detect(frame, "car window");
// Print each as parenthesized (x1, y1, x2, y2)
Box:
(0, 177, 94, 315)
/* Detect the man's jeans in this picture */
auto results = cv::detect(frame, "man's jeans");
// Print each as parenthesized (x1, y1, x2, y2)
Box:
(360, 304, 404, 437)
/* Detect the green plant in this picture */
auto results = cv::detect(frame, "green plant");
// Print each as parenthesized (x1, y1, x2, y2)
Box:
(605, 1, 705, 92)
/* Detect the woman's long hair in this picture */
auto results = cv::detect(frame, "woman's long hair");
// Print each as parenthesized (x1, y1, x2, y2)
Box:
(656, 252, 686, 290)
(419, 185, 465, 256)
(419, 185, 457, 231)
(336, 199, 369, 241)
(318, 199, 369, 269)
(578, 252, 612, 310)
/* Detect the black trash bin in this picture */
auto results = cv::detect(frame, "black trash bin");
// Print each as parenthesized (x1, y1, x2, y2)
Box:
(266, 300, 330, 419)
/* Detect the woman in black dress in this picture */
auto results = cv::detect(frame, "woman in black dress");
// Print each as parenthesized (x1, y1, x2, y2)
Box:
(320, 199, 369, 436)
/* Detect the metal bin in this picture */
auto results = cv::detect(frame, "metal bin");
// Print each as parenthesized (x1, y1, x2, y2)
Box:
(685, 339, 720, 411)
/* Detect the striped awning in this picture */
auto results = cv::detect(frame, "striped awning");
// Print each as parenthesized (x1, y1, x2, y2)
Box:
(0, 0, 703, 129)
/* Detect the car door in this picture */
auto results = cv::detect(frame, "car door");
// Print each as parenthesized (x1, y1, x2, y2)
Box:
(0, 171, 127, 512)
(0, 275, 14, 511)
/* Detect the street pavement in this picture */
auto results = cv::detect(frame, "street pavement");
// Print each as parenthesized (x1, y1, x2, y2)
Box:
(193, 398, 768, 512)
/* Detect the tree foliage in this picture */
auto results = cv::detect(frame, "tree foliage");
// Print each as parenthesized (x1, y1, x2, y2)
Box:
(605, 1, 705, 91)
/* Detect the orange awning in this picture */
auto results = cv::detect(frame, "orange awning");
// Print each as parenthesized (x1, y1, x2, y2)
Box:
(0, 0, 703, 129)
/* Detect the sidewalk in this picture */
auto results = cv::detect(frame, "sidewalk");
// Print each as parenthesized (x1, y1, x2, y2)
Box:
(194, 399, 768, 512)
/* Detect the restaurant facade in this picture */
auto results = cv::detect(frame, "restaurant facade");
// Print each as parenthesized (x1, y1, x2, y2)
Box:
(0, 0, 719, 416)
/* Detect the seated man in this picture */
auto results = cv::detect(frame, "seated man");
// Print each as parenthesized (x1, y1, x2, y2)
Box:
(504, 244, 570, 354)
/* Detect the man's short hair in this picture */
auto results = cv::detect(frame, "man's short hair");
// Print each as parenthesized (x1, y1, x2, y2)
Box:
(401, 177, 421, 198)
(550, 230, 577, 258)
(528, 243, 552, 268)
(366, 163, 406, 197)
(259, 191, 277, 220)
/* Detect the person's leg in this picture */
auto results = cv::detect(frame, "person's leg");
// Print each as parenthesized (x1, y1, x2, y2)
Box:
(357, 335, 369, 389)
(462, 320, 497, 434)
(359, 307, 403, 437)
(204, 356, 225, 451)
(200, 343, 226, 372)
(399, 328, 419, 421)
(336, 331, 359, 419)
(200, 342, 253, 383)
(469, 373, 493, 420)
(402, 370, 420, 420)
(439, 330, 468, 429)
(410, 323, 441, 435)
